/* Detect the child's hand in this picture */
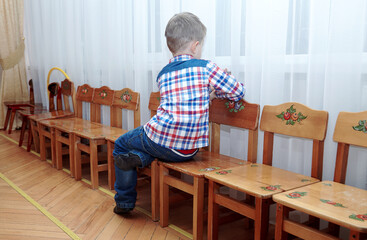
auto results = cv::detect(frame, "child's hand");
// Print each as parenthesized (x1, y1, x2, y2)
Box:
(209, 86, 216, 105)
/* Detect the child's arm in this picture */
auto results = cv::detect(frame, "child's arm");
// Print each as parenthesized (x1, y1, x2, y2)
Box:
(207, 62, 245, 102)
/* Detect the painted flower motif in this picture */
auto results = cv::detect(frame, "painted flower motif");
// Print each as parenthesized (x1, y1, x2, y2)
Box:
(199, 167, 220, 172)
(349, 214, 367, 222)
(261, 185, 281, 191)
(121, 90, 132, 103)
(62, 81, 70, 90)
(81, 88, 88, 94)
(225, 101, 245, 113)
(323, 183, 332, 186)
(250, 164, 258, 167)
(301, 179, 311, 182)
(352, 120, 367, 133)
(276, 105, 307, 125)
(215, 170, 232, 175)
(100, 90, 108, 99)
(286, 192, 307, 199)
(320, 199, 346, 208)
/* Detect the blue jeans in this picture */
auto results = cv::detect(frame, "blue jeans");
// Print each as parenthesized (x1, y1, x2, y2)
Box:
(113, 126, 197, 209)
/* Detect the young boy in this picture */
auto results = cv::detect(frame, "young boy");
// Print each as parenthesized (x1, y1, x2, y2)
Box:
(113, 12, 245, 214)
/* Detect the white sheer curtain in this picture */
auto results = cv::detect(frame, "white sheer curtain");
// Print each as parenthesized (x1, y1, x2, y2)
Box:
(24, 0, 367, 189)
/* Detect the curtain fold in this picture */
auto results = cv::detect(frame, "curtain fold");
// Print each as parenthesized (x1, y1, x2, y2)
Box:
(0, 0, 28, 129)
(24, 0, 367, 189)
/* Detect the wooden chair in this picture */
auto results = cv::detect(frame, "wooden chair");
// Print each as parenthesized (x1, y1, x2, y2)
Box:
(105, 87, 141, 189)
(37, 84, 94, 175)
(159, 98, 260, 240)
(37, 79, 76, 163)
(273, 111, 367, 240)
(106, 91, 159, 221)
(3, 79, 36, 134)
(72, 86, 127, 189)
(205, 102, 328, 240)
(28, 79, 75, 154)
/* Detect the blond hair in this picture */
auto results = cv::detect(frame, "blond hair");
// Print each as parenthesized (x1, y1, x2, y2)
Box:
(165, 12, 207, 54)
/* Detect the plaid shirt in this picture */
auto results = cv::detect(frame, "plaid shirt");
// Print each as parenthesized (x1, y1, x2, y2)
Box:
(144, 55, 245, 150)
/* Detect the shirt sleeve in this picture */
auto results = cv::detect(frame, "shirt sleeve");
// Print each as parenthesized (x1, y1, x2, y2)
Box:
(206, 61, 245, 102)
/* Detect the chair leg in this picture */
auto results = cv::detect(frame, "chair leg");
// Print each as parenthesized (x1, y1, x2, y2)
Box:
(254, 197, 270, 240)
(150, 160, 159, 222)
(349, 230, 361, 240)
(69, 134, 75, 178)
(55, 129, 63, 170)
(19, 116, 28, 147)
(90, 139, 99, 189)
(30, 120, 40, 152)
(27, 122, 32, 152)
(3, 107, 11, 131)
(275, 203, 288, 240)
(39, 125, 47, 161)
(159, 164, 169, 227)
(207, 180, 220, 240)
(193, 177, 204, 240)
(8, 109, 17, 134)
(50, 128, 56, 166)
(74, 136, 82, 180)
(107, 141, 115, 190)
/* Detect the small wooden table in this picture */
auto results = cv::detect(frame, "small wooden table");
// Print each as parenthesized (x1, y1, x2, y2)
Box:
(273, 181, 367, 240)
(204, 163, 319, 240)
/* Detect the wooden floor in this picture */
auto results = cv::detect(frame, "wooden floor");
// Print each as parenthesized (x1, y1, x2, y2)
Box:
(0, 129, 259, 240)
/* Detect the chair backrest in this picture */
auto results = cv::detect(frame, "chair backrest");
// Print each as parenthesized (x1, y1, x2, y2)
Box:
(47, 79, 76, 112)
(48, 82, 62, 111)
(148, 91, 160, 118)
(91, 86, 114, 123)
(29, 79, 34, 105)
(60, 79, 76, 112)
(111, 88, 141, 128)
(333, 111, 367, 183)
(260, 102, 328, 180)
(209, 99, 260, 163)
(75, 84, 94, 119)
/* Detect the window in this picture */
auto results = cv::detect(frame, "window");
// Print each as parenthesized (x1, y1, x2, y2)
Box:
(286, 0, 310, 55)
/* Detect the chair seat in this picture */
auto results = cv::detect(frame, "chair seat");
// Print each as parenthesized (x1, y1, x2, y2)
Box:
(205, 164, 319, 198)
(160, 150, 249, 177)
(19, 108, 49, 117)
(4, 101, 33, 107)
(40, 117, 102, 133)
(73, 125, 127, 140)
(28, 110, 74, 121)
(273, 181, 367, 233)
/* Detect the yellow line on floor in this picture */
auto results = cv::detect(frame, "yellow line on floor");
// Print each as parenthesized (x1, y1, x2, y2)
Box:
(0, 132, 193, 239)
(0, 172, 81, 240)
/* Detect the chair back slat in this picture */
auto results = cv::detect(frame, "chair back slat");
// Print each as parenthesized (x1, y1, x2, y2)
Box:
(29, 79, 35, 105)
(148, 92, 160, 118)
(260, 102, 328, 180)
(260, 102, 328, 141)
(60, 79, 75, 112)
(92, 86, 114, 123)
(333, 111, 367, 148)
(209, 99, 260, 163)
(75, 84, 94, 118)
(48, 82, 62, 111)
(111, 88, 141, 128)
(333, 111, 367, 183)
